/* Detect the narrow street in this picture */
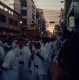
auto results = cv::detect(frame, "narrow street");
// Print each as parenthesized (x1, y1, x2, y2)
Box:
(0, 0, 79, 80)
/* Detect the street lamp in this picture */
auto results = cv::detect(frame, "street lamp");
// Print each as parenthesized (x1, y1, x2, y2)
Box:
(20, 21, 23, 24)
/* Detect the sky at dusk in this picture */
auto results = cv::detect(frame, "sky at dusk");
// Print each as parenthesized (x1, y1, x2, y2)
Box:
(33, 0, 64, 33)
(0, 0, 64, 10)
(33, 0, 64, 10)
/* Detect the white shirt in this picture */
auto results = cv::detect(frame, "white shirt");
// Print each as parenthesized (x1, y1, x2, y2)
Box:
(12, 42, 18, 50)
(18, 49, 24, 62)
(2, 50, 19, 80)
(14, 46, 31, 71)
(34, 46, 48, 75)
(44, 43, 52, 62)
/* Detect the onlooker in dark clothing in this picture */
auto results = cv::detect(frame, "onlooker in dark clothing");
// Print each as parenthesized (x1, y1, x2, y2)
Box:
(57, 31, 79, 80)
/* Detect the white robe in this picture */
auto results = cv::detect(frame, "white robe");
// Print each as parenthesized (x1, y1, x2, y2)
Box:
(44, 43, 52, 63)
(12, 42, 18, 50)
(52, 40, 57, 56)
(34, 46, 48, 76)
(14, 46, 31, 80)
(2, 50, 19, 80)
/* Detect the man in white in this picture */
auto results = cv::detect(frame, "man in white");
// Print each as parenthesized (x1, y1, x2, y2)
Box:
(12, 38, 18, 50)
(34, 41, 48, 80)
(42, 37, 52, 64)
(14, 38, 31, 80)
(27, 41, 37, 80)
(1, 42, 19, 80)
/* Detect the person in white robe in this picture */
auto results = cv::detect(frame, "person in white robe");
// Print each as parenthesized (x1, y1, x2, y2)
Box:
(34, 41, 48, 80)
(12, 39, 18, 50)
(42, 37, 52, 63)
(14, 38, 31, 80)
(1, 42, 19, 80)
(27, 41, 37, 80)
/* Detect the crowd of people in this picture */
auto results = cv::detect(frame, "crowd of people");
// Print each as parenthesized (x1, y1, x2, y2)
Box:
(0, 29, 79, 80)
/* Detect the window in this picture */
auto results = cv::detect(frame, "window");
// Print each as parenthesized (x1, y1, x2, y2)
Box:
(32, 5, 35, 10)
(21, 10, 27, 16)
(22, 19, 27, 25)
(14, 20, 18, 26)
(32, 13, 35, 20)
(9, 18, 14, 25)
(21, 1, 27, 7)
(0, 14, 6, 22)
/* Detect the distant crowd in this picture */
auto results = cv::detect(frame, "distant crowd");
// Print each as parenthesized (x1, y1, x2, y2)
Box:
(0, 29, 79, 80)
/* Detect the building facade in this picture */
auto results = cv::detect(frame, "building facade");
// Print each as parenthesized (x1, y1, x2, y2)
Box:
(0, 1, 21, 37)
(14, 0, 36, 27)
(27, 0, 36, 26)
(59, 8, 65, 31)
(36, 8, 46, 34)
(64, 0, 79, 31)
(0, 0, 14, 9)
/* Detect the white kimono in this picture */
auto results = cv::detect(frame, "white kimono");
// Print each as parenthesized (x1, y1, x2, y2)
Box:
(14, 46, 31, 80)
(44, 43, 52, 63)
(12, 42, 18, 50)
(34, 46, 48, 80)
(2, 50, 19, 80)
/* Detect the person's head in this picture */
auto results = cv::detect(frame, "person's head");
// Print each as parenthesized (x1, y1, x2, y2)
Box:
(33, 41, 41, 49)
(29, 41, 33, 50)
(29, 41, 35, 55)
(4, 41, 12, 54)
(17, 38, 24, 49)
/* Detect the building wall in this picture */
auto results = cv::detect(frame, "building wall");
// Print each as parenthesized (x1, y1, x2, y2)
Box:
(14, 0, 21, 13)
(0, 9, 20, 30)
(27, 0, 32, 26)
(27, 0, 36, 26)
(36, 8, 46, 32)
(14, 0, 36, 27)
(64, 0, 72, 26)
(65, 0, 72, 16)
(64, 0, 79, 31)
(0, 0, 14, 9)
(0, 2, 20, 36)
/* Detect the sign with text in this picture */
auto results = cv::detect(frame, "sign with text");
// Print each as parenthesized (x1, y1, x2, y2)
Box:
(69, 16, 75, 28)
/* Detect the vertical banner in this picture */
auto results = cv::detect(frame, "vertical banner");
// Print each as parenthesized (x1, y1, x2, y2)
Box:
(69, 16, 75, 28)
